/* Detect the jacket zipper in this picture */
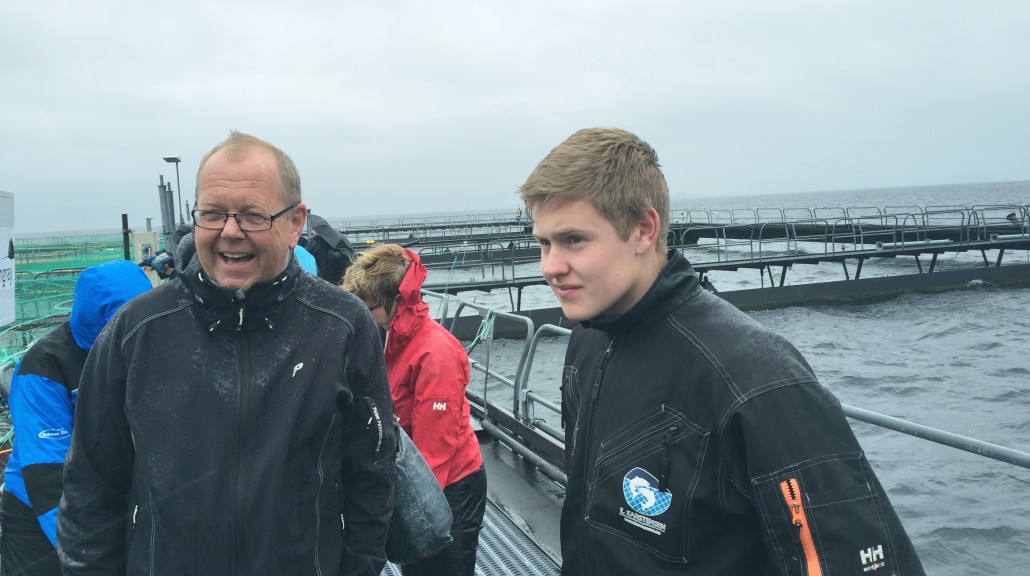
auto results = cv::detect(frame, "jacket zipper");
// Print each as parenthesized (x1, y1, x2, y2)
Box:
(779, 477, 823, 576)
(593, 423, 680, 484)
(658, 425, 678, 492)
(580, 338, 616, 570)
(130, 501, 156, 575)
(233, 329, 251, 576)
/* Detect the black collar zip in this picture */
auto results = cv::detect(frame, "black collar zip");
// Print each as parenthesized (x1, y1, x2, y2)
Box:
(179, 256, 302, 335)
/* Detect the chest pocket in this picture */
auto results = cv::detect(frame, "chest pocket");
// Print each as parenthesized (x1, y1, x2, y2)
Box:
(584, 405, 709, 563)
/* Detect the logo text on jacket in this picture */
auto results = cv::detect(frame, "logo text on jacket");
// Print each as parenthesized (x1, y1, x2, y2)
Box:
(39, 428, 71, 440)
(860, 544, 886, 572)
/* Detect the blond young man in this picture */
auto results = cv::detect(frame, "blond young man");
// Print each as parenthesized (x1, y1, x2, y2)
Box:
(522, 128, 924, 575)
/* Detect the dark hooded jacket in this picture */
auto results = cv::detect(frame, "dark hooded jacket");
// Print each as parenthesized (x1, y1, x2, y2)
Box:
(306, 215, 355, 284)
(559, 250, 924, 575)
(2, 260, 152, 547)
(56, 255, 397, 576)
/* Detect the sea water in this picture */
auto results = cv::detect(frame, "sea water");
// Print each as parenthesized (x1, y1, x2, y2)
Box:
(420, 180, 1030, 576)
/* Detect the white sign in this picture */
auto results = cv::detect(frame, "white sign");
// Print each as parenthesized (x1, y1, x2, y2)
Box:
(0, 190, 14, 327)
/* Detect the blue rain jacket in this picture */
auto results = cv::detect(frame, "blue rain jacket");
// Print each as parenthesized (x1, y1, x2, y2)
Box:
(2, 260, 151, 547)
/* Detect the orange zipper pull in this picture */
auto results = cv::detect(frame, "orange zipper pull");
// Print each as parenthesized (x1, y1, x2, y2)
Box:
(779, 477, 824, 576)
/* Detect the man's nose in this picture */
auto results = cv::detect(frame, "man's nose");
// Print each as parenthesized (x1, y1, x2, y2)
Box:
(220, 215, 246, 238)
(540, 248, 567, 280)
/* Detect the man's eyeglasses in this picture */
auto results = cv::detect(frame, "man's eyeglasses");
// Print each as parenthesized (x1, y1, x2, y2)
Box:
(192, 203, 298, 232)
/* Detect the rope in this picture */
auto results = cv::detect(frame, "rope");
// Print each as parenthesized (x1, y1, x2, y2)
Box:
(435, 249, 462, 317)
(464, 309, 495, 354)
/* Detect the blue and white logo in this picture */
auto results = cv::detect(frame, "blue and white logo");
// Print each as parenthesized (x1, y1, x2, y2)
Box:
(38, 428, 70, 440)
(623, 467, 672, 516)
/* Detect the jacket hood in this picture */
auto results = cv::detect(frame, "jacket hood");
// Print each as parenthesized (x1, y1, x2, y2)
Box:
(70, 260, 153, 350)
(175, 231, 196, 270)
(387, 249, 429, 347)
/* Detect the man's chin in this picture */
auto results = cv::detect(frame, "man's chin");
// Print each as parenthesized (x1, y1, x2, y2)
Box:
(208, 270, 255, 293)
(559, 304, 591, 323)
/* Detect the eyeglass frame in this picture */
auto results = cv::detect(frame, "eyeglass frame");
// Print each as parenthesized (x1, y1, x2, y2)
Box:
(191, 203, 298, 232)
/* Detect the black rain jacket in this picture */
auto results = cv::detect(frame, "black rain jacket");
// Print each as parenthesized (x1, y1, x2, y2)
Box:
(57, 256, 397, 576)
(559, 250, 924, 575)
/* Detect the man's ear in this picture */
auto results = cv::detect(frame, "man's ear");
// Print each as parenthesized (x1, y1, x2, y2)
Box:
(633, 207, 661, 254)
(290, 203, 308, 248)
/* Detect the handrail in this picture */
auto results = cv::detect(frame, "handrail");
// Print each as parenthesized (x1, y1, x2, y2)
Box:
(460, 318, 1030, 479)
(842, 404, 1030, 469)
(514, 324, 570, 432)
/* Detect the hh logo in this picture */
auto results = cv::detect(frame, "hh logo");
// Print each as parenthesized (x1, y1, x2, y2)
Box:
(433, 402, 447, 411)
(860, 544, 884, 565)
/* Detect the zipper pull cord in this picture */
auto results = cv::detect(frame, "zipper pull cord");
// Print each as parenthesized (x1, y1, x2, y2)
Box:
(233, 289, 246, 331)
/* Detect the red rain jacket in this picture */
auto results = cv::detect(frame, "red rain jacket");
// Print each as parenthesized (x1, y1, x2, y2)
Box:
(385, 249, 482, 488)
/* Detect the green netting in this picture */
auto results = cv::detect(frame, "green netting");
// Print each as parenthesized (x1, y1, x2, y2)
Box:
(15, 233, 133, 275)
(1, 236, 144, 448)
(1, 233, 148, 364)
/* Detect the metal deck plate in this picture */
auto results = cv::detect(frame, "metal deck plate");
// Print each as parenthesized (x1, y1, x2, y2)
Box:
(381, 498, 560, 576)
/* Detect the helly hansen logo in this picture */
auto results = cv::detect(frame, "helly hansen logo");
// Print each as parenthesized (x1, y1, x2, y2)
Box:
(433, 402, 447, 411)
(860, 544, 885, 572)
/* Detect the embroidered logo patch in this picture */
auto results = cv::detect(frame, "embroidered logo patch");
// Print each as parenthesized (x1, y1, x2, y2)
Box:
(860, 544, 887, 572)
(622, 467, 671, 516)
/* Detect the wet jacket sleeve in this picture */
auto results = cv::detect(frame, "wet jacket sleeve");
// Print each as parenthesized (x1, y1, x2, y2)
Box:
(337, 310, 397, 576)
(408, 347, 469, 488)
(56, 330, 135, 575)
(7, 371, 75, 548)
(730, 381, 925, 576)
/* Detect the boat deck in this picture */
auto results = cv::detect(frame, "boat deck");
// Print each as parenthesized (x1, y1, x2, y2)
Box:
(381, 438, 563, 575)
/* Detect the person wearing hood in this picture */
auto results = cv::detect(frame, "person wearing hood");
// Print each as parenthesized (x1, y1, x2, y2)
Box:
(0, 260, 152, 576)
(306, 213, 356, 284)
(150, 251, 176, 279)
(343, 244, 486, 576)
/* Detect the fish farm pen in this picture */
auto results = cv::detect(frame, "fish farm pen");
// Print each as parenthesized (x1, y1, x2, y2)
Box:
(1, 202, 1029, 574)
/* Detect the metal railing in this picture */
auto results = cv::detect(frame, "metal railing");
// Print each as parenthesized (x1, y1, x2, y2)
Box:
(441, 296, 1030, 483)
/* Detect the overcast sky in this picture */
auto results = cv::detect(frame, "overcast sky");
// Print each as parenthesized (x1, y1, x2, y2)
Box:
(2, 1, 1027, 234)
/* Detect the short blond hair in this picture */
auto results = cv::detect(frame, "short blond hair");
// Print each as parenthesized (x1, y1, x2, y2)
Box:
(341, 244, 411, 308)
(518, 128, 670, 252)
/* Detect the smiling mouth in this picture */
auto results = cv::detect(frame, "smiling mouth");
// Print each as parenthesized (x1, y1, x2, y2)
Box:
(220, 252, 255, 266)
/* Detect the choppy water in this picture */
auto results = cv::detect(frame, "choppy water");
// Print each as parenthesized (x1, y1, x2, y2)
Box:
(433, 180, 1030, 576)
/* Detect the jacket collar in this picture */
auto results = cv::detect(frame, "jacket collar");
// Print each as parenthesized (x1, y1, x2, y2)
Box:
(583, 249, 701, 335)
(179, 253, 301, 333)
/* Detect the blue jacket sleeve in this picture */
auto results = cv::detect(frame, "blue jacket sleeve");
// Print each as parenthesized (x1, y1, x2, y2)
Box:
(7, 371, 75, 548)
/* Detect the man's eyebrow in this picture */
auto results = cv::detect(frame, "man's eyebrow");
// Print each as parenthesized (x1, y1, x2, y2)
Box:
(548, 226, 589, 237)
